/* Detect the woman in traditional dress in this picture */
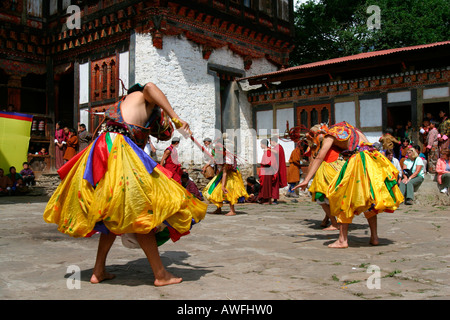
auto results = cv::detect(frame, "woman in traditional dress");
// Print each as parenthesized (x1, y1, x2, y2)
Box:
(54, 121, 67, 169)
(295, 121, 404, 248)
(44, 82, 207, 286)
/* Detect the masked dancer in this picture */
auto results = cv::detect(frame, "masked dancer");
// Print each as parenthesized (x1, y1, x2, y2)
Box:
(44, 82, 207, 286)
(294, 121, 403, 248)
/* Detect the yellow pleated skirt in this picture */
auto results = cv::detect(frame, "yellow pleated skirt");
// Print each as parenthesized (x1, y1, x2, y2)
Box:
(326, 150, 404, 223)
(309, 159, 345, 202)
(43, 132, 207, 243)
(203, 169, 249, 207)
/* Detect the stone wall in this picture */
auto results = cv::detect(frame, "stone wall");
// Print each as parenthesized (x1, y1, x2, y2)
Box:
(134, 33, 277, 176)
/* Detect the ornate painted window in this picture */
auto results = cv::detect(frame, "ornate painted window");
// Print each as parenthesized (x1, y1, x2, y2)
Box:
(90, 56, 117, 102)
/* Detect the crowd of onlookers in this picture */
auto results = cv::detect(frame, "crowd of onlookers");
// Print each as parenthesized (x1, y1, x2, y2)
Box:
(378, 109, 450, 204)
(0, 162, 35, 196)
(53, 121, 92, 169)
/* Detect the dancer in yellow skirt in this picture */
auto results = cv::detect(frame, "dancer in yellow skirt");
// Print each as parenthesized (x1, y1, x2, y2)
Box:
(295, 122, 403, 248)
(43, 82, 207, 286)
(203, 139, 248, 216)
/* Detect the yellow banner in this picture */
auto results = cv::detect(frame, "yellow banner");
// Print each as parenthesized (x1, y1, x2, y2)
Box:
(0, 112, 33, 172)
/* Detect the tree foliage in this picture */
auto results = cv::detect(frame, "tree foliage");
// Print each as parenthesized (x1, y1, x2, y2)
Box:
(290, 0, 450, 66)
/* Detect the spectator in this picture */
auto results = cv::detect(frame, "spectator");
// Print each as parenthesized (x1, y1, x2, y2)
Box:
(399, 138, 412, 168)
(38, 147, 48, 155)
(181, 171, 203, 201)
(54, 121, 67, 169)
(245, 176, 261, 203)
(438, 110, 450, 154)
(436, 149, 450, 195)
(77, 123, 92, 152)
(286, 141, 303, 198)
(405, 120, 415, 143)
(7, 166, 24, 195)
(144, 136, 157, 159)
(0, 168, 13, 195)
(379, 128, 400, 153)
(394, 123, 405, 140)
(419, 119, 430, 152)
(160, 137, 183, 184)
(201, 137, 215, 180)
(270, 136, 288, 204)
(20, 162, 35, 186)
(385, 149, 402, 182)
(425, 112, 435, 123)
(414, 145, 427, 174)
(399, 147, 424, 205)
(63, 128, 79, 163)
(258, 139, 277, 205)
(426, 120, 439, 173)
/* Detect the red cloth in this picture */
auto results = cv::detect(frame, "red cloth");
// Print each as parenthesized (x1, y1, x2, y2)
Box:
(163, 145, 183, 183)
(324, 146, 341, 163)
(273, 143, 287, 188)
(259, 148, 280, 200)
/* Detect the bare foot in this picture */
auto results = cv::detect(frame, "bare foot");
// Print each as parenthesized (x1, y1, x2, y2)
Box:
(154, 270, 183, 287)
(320, 218, 329, 228)
(224, 211, 236, 216)
(90, 271, 116, 284)
(370, 236, 379, 246)
(209, 208, 222, 215)
(323, 225, 338, 231)
(328, 239, 348, 249)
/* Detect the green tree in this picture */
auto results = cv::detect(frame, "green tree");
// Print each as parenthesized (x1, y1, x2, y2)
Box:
(290, 0, 450, 66)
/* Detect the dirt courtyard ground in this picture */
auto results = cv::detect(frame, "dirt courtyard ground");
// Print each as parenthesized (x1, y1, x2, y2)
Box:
(1, 192, 449, 302)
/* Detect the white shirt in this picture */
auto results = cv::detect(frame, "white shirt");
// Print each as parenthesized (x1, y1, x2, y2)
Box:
(404, 157, 425, 178)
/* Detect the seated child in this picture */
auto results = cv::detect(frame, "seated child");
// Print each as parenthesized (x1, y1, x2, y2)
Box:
(245, 176, 261, 203)
(20, 162, 35, 186)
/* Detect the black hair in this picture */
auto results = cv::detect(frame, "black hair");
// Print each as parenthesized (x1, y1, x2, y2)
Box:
(127, 83, 145, 94)
(246, 176, 257, 184)
(181, 172, 189, 180)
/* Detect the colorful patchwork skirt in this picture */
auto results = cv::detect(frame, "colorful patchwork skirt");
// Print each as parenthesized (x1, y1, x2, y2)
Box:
(326, 148, 404, 223)
(203, 169, 249, 207)
(43, 132, 207, 245)
(309, 159, 345, 203)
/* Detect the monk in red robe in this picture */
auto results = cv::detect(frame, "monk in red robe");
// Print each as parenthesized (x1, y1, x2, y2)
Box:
(270, 136, 287, 204)
(258, 139, 278, 204)
(160, 137, 183, 183)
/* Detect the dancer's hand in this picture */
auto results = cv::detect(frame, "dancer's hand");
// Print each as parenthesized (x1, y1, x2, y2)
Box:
(222, 187, 228, 194)
(293, 179, 308, 191)
(172, 118, 190, 137)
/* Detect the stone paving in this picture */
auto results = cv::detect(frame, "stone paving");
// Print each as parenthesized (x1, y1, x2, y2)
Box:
(0, 190, 449, 301)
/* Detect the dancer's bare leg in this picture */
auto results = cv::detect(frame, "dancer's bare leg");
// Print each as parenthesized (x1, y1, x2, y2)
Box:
(210, 207, 222, 214)
(91, 232, 117, 283)
(320, 214, 330, 227)
(225, 204, 236, 216)
(328, 223, 349, 248)
(367, 215, 379, 245)
(136, 231, 182, 286)
(320, 203, 338, 230)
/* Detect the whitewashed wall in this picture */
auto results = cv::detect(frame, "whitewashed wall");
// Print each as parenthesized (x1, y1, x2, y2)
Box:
(134, 33, 277, 169)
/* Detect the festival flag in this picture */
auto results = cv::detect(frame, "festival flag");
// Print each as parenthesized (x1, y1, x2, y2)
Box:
(0, 111, 33, 171)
